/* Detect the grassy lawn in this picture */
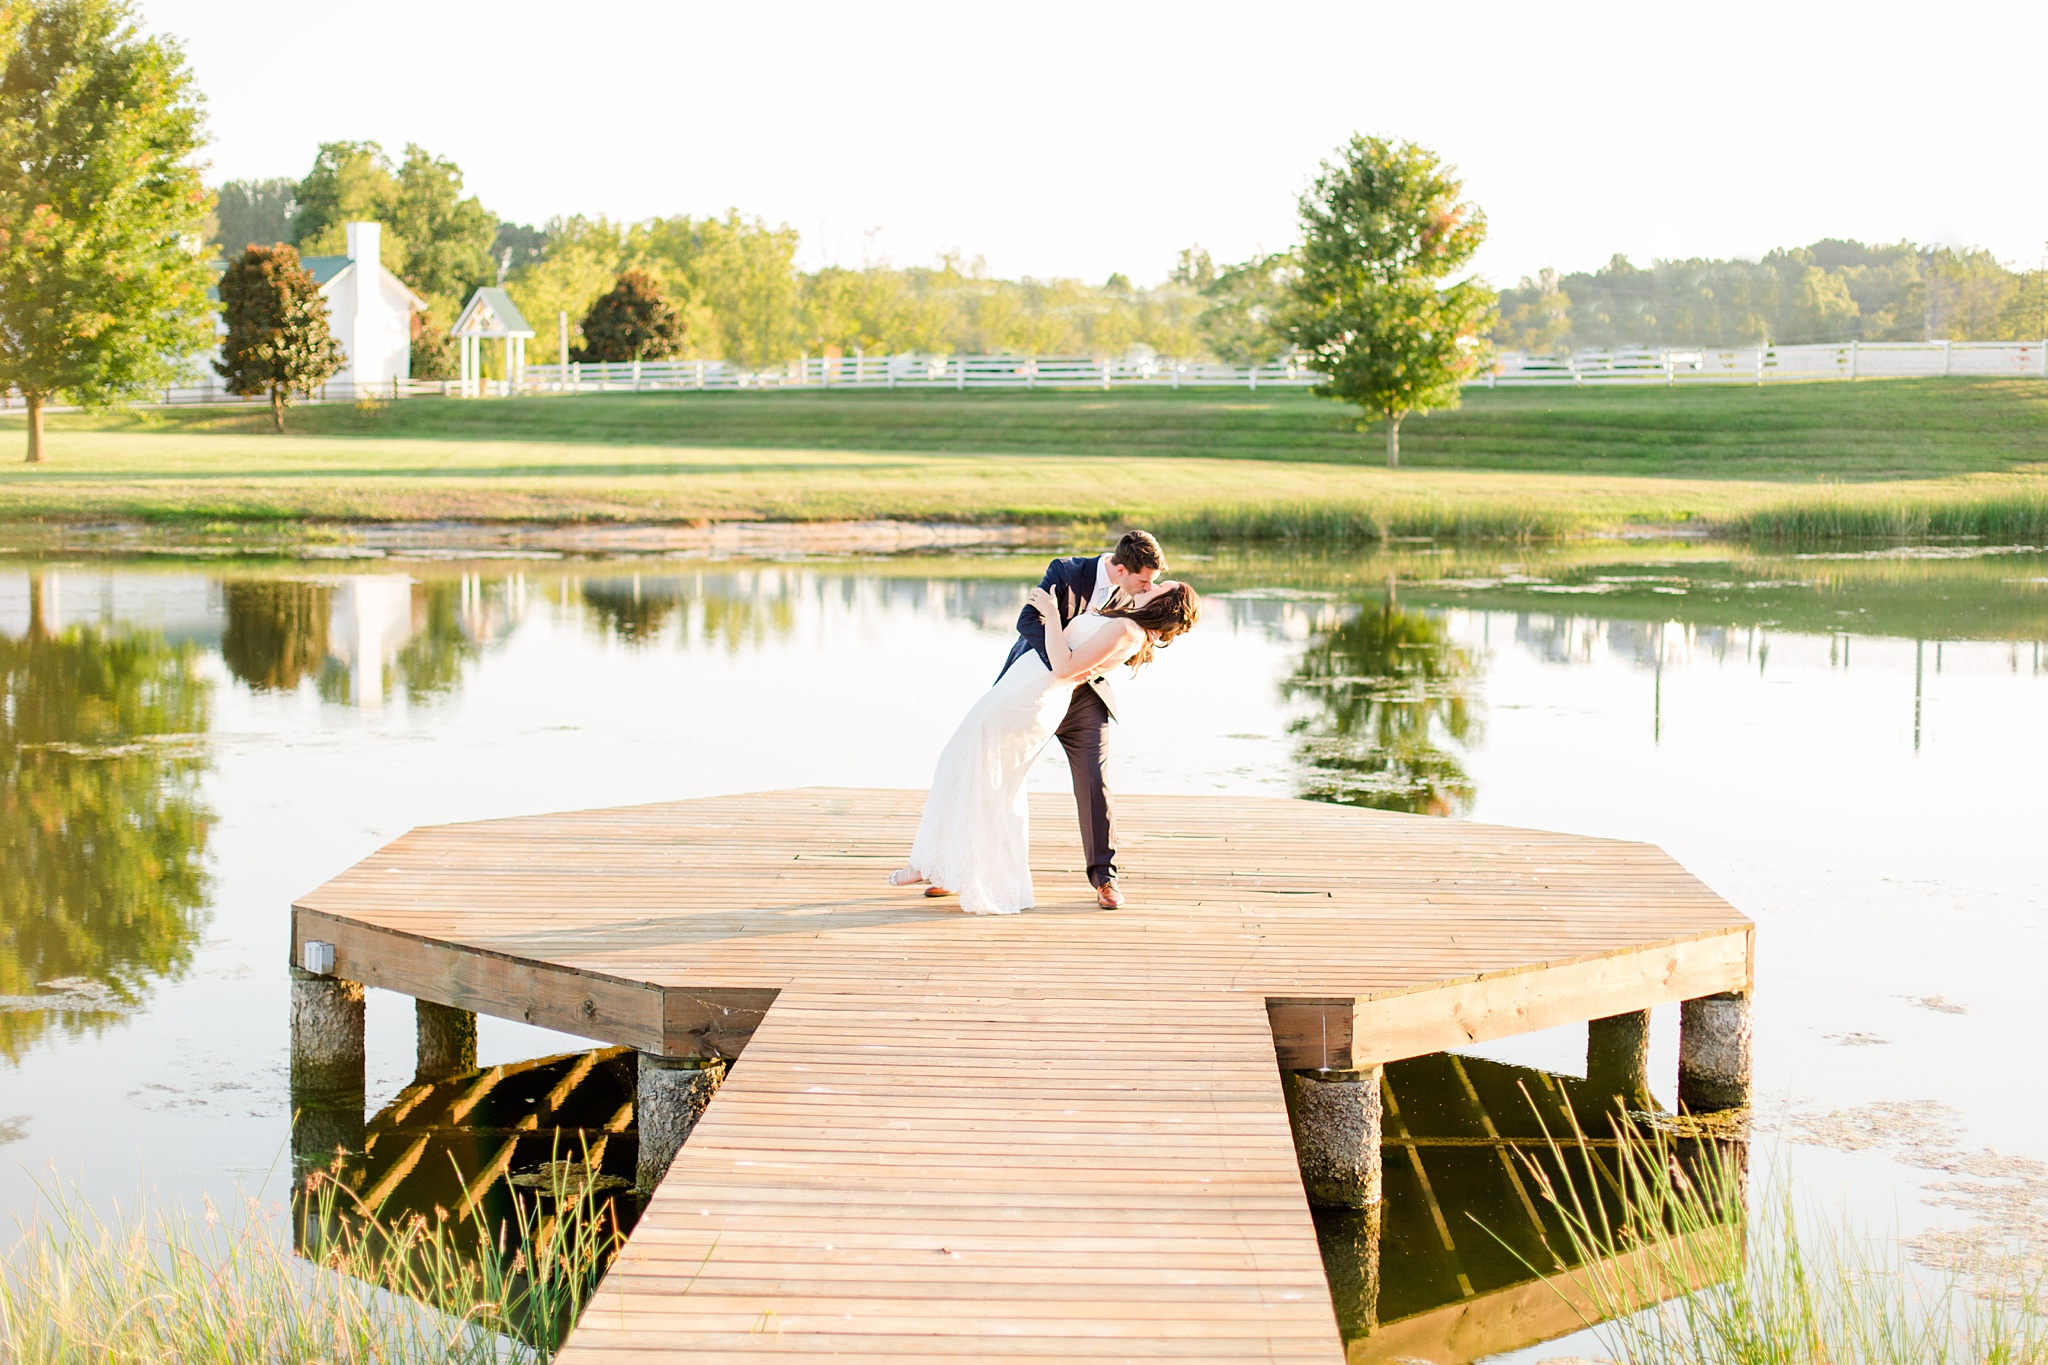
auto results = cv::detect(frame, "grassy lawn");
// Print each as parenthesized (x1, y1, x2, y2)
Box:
(2, 380, 2044, 538)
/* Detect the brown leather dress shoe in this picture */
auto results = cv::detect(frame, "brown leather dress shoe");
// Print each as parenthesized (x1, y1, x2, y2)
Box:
(1096, 880, 1124, 909)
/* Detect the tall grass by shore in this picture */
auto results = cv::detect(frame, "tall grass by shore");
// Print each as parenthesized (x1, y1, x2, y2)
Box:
(0, 1158, 625, 1364)
(1532, 1122, 2048, 1364)
(1739, 488, 2048, 541)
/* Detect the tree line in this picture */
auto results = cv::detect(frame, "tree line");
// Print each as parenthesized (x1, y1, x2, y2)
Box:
(5, 0, 2041, 470)
(1493, 240, 2048, 353)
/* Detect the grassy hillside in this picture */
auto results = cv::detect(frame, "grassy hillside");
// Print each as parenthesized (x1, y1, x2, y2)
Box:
(2, 380, 2045, 538)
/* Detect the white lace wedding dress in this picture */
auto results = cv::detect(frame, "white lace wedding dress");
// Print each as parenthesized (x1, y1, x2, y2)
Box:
(907, 614, 1139, 914)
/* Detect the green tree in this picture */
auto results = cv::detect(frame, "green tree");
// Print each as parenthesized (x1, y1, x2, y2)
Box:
(208, 176, 297, 254)
(410, 307, 458, 380)
(293, 140, 497, 323)
(1, 581, 213, 1060)
(385, 144, 496, 309)
(575, 269, 685, 362)
(1286, 135, 1494, 467)
(0, 0, 216, 463)
(214, 244, 346, 430)
(290, 141, 399, 264)
(1178, 247, 1296, 364)
(1282, 596, 1479, 816)
(1490, 268, 1572, 355)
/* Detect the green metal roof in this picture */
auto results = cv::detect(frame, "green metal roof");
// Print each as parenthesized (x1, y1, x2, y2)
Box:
(300, 255, 353, 286)
(449, 286, 534, 338)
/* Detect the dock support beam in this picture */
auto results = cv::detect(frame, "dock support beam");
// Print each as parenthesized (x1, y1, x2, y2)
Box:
(1679, 990, 1752, 1113)
(637, 1054, 726, 1192)
(1587, 1009, 1655, 1115)
(1281, 1066, 1383, 1208)
(415, 1000, 478, 1082)
(289, 966, 365, 1176)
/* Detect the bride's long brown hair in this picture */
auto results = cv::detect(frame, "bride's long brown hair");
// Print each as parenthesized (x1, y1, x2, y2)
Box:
(1099, 581, 1202, 669)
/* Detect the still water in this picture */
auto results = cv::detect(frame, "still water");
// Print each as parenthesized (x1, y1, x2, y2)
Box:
(2, 540, 2045, 1360)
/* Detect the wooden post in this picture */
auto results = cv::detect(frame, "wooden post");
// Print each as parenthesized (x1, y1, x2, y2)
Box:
(1849, 339, 1859, 380)
(415, 999, 477, 1082)
(1280, 1065, 1382, 1207)
(637, 1053, 726, 1191)
(1679, 990, 1752, 1114)
(1942, 339, 1953, 377)
(956, 356, 966, 390)
(559, 311, 570, 390)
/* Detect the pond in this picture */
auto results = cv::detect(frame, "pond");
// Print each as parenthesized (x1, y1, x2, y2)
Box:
(2, 537, 2044, 1361)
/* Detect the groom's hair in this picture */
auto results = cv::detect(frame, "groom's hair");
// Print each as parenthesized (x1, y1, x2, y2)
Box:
(1111, 529, 1165, 574)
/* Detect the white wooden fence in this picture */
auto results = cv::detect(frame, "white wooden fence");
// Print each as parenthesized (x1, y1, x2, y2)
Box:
(8, 339, 2045, 410)
(1489, 340, 2048, 387)
(518, 353, 1319, 395)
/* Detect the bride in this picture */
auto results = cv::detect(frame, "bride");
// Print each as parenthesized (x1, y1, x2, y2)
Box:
(887, 577, 1202, 914)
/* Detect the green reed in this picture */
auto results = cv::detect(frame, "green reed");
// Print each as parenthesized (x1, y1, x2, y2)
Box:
(1520, 1115, 2048, 1364)
(1740, 489, 2048, 542)
(1153, 498, 1590, 543)
(0, 1149, 627, 1365)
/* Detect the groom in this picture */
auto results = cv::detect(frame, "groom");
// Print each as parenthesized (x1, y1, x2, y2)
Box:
(998, 529, 1166, 910)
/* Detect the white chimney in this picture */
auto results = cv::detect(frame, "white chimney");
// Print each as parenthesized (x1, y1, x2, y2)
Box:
(344, 221, 380, 266)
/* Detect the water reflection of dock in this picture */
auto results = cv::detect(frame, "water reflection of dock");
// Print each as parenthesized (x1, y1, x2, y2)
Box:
(288, 788, 1752, 1361)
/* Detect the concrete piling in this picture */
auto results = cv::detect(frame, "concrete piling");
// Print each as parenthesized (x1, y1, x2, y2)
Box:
(289, 966, 366, 1176)
(1586, 1009, 1655, 1115)
(636, 1054, 727, 1192)
(1282, 1065, 1384, 1209)
(415, 1000, 478, 1082)
(1679, 990, 1753, 1113)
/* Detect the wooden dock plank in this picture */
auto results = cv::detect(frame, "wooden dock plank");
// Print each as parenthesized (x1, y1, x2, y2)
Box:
(292, 788, 1753, 1361)
(557, 988, 1343, 1362)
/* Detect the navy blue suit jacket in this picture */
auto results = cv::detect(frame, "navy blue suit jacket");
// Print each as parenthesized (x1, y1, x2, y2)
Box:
(998, 555, 1117, 719)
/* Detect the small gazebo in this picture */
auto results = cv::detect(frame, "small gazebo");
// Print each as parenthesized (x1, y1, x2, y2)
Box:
(448, 287, 534, 397)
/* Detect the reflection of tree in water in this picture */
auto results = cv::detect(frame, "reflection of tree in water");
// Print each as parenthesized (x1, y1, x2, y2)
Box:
(582, 579, 678, 645)
(221, 580, 331, 691)
(0, 587, 213, 1059)
(581, 577, 798, 650)
(222, 578, 481, 703)
(1283, 598, 1480, 816)
(395, 581, 481, 698)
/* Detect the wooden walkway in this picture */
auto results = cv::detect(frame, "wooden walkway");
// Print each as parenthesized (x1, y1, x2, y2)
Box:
(293, 789, 1751, 1362)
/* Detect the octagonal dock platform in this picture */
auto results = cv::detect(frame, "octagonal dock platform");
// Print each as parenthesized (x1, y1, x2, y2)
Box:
(291, 788, 1751, 1363)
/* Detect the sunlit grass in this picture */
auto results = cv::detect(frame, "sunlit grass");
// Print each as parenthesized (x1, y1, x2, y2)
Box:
(2, 386, 2045, 541)
(1524, 1117, 2048, 1364)
(0, 1153, 627, 1364)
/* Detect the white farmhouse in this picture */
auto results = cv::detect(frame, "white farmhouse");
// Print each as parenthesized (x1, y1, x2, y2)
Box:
(298, 222, 428, 396)
(204, 220, 425, 400)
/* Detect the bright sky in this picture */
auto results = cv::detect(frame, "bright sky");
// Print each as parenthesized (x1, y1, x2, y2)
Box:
(141, 0, 2048, 288)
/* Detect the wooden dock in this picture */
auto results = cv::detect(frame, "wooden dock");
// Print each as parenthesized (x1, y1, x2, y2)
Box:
(292, 788, 1751, 1362)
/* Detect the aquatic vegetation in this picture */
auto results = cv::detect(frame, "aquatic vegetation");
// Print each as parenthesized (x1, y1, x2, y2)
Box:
(1528, 1118, 2048, 1364)
(0, 1152, 626, 1365)
(1740, 488, 2048, 543)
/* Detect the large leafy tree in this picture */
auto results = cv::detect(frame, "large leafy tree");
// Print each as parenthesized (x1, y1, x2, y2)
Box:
(208, 176, 297, 254)
(575, 269, 685, 363)
(1286, 135, 1494, 467)
(293, 140, 496, 322)
(214, 244, 345, 430)
(0, 0, 216, 463)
